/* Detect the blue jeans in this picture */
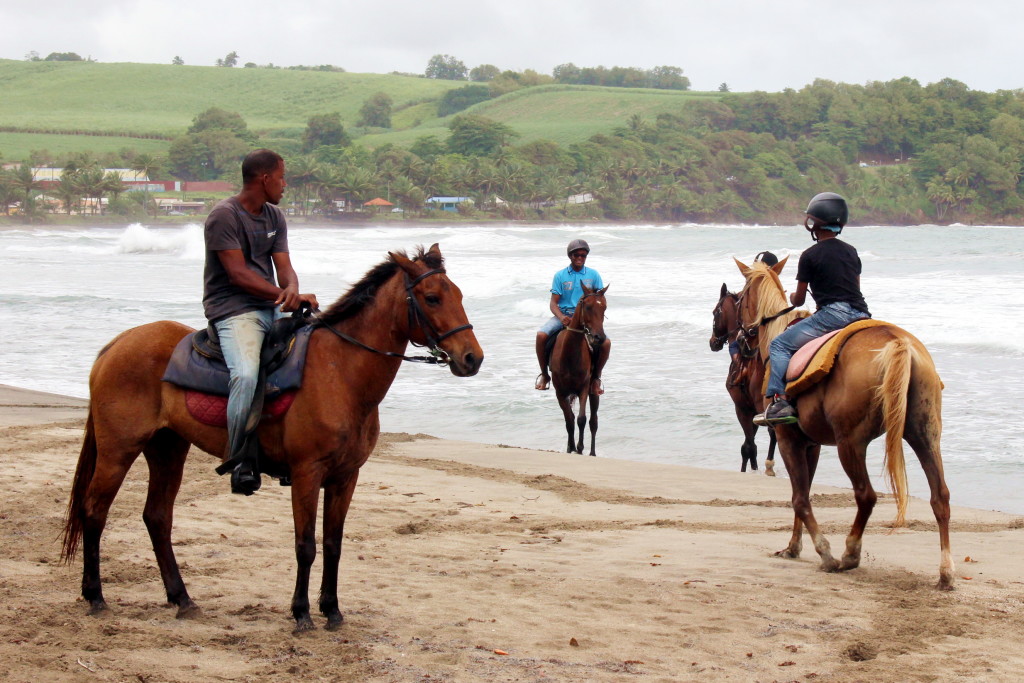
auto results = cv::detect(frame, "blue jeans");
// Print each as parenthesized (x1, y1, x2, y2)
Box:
(538, 314, 568, 336)
(214, 308, 279, 458)
(766, 301, 869, 398)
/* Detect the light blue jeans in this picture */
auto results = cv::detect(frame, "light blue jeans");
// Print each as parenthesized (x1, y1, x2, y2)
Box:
(766, 301, 869, 398)
(538, 314, 569, 336)
(213, 308, 280, 458)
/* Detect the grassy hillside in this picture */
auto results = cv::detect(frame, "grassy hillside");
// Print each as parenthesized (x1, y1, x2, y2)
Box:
(0, 60, 719, 160)
(362, 84, 719, 148)
(0, 59, 453, 135)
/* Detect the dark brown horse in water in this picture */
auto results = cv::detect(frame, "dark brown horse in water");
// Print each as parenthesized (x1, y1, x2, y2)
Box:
(550, 285, 608, 456)
(61, 244, 484, 631)
(710, 283, 778, 474)
(734, 257, 954, 589)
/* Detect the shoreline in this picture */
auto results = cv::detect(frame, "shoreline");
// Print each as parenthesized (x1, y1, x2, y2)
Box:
(4, 382, 1024, 680)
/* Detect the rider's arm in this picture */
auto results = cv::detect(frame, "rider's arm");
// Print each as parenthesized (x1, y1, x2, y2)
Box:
(549, 293, 570, 325)
(789, 280, 808, 307)
(271, 252, 318, 313)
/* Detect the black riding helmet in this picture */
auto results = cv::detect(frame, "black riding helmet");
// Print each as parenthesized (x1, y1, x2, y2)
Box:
(754, 251, 778, 266)
(567, 238, 591, 256)
(804, 192, 848, 239)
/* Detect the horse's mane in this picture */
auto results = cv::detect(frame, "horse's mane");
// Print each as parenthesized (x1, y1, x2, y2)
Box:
(316, 246, 444, 326)
(743, 262, 809, 359)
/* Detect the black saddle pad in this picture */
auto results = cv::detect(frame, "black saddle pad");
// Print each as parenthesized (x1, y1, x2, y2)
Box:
(162, 324, 314, 397)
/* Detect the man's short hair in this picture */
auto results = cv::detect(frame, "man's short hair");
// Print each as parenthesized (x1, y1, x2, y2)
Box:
(241, 149, 284, 185)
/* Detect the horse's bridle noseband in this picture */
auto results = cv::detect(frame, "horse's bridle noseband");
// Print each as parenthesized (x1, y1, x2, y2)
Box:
(315, 267, 473, 366)
(565, 292, 603, 348)
(403, 268, 474, 364)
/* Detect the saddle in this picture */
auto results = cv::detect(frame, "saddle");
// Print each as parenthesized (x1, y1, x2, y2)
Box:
(784, 319, 888, 396)
(161, 312, 315, 426)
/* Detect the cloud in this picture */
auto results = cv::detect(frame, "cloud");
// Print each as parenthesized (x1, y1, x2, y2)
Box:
(2, 0, 1022, 91)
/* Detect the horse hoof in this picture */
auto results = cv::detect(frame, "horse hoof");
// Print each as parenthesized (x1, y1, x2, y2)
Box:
(773, 548, 799, 559)
(820, 560, 841, 573)
(293, 616, 316, 634)
(839, 557, 861, 571)
(936, 576, 956, 591)
(176, 602, 203, 620)
(86, 600, 110, 616)
(325, 614, 344, 631)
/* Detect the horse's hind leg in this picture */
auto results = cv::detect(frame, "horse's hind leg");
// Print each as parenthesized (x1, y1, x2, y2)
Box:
(142, 429, 199, 617)
(81, 447, 141, 614)
(835, 438, 876, 571)
(587, 392, 599, 457)
(905, 428, 955, 589)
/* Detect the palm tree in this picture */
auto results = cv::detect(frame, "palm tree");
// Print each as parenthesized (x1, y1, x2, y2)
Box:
(130, 154, 160, 216)
(11, 164, 42, 209)
(77, 167, 107, 215)
(287, 155, 320, 216)
(54, 170, 81, 215)
(104, 171, 127, 209)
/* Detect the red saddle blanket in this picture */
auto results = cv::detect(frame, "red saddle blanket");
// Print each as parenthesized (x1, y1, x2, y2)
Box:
(186, 390, 298, 428)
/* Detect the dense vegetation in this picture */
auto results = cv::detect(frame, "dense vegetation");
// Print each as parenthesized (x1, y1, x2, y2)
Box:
(2, 57, 1024, 224)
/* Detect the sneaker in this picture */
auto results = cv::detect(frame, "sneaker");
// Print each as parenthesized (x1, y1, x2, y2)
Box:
(762, 398, 798, 425)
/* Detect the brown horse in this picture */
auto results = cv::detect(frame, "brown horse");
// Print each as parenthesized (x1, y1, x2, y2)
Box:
(734, 257, 953, 589)
(710, 283, 777, 474)
(550, 285, 608, 456)
(61, 244, 484, 631)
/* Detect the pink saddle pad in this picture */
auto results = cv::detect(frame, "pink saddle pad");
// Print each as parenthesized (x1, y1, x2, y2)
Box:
(185, 390, 297, 427)
(786, 329, 843, 380)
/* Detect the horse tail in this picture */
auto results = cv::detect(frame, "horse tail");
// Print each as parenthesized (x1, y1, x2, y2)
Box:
(873, 336, 912, 527)
(61, 408, 96, 563)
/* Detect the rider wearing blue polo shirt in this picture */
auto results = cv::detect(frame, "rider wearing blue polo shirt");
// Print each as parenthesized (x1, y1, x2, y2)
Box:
(535, 238, 611, 394)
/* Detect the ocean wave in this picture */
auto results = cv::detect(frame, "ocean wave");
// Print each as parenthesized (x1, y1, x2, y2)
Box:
(116, 223, 204, 257)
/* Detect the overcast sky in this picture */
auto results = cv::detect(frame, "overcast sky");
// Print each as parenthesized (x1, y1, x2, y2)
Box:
(2, 0, 1021, 93)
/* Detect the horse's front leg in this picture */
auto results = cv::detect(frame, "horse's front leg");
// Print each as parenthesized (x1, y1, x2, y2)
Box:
(776, 433, 837, 570)
(587, 392, 599, 457)
(319, 472, 359, 630)
(556, 392, 577, 453)
(289, 473, 322, 632)
(575, 389, 588, 454)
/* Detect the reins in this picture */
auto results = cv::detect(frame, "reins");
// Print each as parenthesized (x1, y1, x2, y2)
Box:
(565, 292, 602, 348)
(313, 267, 473, 366)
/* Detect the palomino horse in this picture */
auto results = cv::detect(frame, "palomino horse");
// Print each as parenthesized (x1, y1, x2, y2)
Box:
(62, 244, 484, 631)
(550, 285, 608, 455)
(734, 257, 954, 589)
(710, 283, 777, 474)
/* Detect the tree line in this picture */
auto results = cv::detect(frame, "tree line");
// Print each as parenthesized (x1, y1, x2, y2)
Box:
(7, 76, 1024, 224)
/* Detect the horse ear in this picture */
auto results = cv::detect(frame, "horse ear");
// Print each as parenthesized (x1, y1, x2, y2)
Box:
(582, 284, 594, 294)
(734, 258, 752, 278)
(389, 250, 416, 274)
(598, 284, 609, 295)
(772, 255, 789, 275)
(427, 243, 442, 257)
(720, 282, 728, 297)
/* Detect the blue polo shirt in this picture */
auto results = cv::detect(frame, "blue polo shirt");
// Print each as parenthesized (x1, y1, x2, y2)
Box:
(551, 265, 604, 314)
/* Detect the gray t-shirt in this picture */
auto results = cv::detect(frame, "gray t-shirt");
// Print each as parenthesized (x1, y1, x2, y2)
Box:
(202, 196, 289, 323)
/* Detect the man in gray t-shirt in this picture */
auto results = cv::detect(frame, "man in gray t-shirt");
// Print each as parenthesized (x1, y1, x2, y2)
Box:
(203, 148, 318, 495)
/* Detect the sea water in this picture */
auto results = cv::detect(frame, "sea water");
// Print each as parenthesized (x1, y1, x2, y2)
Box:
(1, 221, 1022, 514)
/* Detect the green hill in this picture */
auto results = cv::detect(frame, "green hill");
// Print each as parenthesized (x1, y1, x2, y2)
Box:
(0, 59, 716, 160)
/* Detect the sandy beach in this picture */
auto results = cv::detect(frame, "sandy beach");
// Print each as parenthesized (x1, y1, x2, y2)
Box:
(3, 384, 1024, 682)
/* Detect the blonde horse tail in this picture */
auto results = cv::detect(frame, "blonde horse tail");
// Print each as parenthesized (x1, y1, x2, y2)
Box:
(61, 408, 96, 563)
(874, 336, 912, 527)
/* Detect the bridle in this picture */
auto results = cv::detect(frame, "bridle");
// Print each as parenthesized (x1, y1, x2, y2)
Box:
(712, 291, 742, 349)
(735, 278, 795, 350)
(314, 267, 473, 366)
(565, 292, 604, 348)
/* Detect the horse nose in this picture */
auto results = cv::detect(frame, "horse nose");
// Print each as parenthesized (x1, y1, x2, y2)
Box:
(461, 351, 483, 376)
